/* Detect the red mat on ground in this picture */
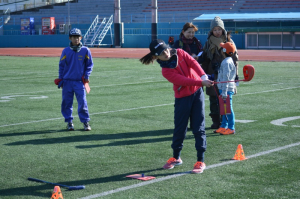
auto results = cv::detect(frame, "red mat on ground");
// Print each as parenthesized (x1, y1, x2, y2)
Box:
(126, 174, 156, 181)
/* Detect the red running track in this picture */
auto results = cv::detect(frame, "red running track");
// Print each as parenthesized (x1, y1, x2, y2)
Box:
(0, 48, 299, 62)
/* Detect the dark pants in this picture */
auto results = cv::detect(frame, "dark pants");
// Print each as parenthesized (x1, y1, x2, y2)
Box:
(172, 88, 206, 162)
(209, 95, 220, 115)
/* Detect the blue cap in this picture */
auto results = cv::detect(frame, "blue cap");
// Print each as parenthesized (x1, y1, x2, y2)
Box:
(69, 28, 82, 36)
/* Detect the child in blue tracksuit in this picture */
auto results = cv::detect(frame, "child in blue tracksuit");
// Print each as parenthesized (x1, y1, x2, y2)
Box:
(58, 28, 93, 131)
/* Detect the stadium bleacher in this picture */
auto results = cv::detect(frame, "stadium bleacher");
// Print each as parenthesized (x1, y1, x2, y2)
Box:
(4, 0, 300, 24)
(1, 0, 300, 49)
(239, 0, 300, 12)
(143, 0, 236, 12)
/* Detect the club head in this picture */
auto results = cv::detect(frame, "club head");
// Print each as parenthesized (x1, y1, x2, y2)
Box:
(68, 185, 85, 190)
(243, 65, 255, 81)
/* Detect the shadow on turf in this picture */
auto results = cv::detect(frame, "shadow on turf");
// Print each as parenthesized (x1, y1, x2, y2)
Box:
(0, 183, 67, 198)
(5, 128, 218, 147)
(0, 168, 188, 198)
(0, 129, 66, 137)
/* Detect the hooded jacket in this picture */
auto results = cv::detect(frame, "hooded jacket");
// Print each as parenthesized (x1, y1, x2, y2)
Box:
(161, 49, 206, 98)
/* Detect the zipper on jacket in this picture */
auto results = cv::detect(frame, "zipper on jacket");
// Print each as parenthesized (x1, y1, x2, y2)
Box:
(178, 64, 192, 95)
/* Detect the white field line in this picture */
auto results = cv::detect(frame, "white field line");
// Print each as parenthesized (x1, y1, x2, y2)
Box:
(237, 86, 300, 96)
(78, 142, 300, 199)
(0, 86, 299, 128)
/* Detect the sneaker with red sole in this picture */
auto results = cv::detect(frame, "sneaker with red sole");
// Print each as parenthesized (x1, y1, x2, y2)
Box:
(162, 157, 183, 169)
(191, 161, 206, 174)
(214, 127, 226, 133)
(220, 128, 235, 135)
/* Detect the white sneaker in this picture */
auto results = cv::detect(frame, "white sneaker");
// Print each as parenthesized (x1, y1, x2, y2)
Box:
(66, 122, 74, 131)
(83, 122, 91, 131)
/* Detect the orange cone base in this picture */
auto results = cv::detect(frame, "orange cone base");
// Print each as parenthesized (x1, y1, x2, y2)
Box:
(231, 156, 248, 161)
(51, 186, 63, 199)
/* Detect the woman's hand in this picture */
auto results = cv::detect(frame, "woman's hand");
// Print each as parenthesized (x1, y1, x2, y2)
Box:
(202, 80, 214, 87)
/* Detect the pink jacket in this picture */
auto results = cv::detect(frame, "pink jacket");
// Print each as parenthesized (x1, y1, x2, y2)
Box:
(162, 49, 206, 98)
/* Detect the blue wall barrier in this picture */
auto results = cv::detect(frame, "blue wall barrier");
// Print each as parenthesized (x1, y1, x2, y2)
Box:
(0, 22, 245, 49)
(0, 34, 245, 49)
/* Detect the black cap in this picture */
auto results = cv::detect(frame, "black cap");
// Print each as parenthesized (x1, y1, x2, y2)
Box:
(69, 28, 82, 36)
(149, 39, 169, 56)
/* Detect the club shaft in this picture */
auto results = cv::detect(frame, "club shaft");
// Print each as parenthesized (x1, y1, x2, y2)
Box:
(28, 177, 69, 188)
(214, 79, 246, 84)
(28, 177, 85, 190)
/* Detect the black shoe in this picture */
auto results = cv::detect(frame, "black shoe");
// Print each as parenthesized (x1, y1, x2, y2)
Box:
(210, 123, 220, 129)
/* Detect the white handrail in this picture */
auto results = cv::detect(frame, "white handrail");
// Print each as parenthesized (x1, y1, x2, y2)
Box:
(97, 15, 113, 45)
(90, 17, 106, 45)
(83, 15, 99, 45)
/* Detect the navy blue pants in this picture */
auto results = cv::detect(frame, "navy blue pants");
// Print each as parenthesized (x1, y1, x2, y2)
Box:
(61, 80, 90, 123)
(172, 88, 206, 162)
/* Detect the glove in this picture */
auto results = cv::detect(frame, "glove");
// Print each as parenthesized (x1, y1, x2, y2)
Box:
(207, 74, 215, 81)
(54, 79, 63, 88)
(54, 78, 62, 85)
(219, 91, 227, 100)
(221, 94, 227, 100)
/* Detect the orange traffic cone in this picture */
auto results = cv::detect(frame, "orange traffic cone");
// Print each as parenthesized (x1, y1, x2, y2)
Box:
(51, 186, 63, 199)
(231, 144, 247, 161)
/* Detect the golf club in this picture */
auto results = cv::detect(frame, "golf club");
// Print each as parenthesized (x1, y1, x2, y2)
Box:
(28, 177, 85, 190)
(214, 64, 255, 84)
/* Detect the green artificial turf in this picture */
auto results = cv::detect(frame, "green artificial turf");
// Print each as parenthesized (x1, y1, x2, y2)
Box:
(0, 56, 299, 198)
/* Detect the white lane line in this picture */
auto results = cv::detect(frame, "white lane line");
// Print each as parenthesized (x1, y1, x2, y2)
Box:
(1, 86, 299, 128)
(0, 117, 64, 127)
(237, 86, 300, 96)
(78, 142, 300, 199)
(270, 116, 300, 126)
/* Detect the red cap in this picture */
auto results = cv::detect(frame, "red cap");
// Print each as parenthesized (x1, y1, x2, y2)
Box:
(220, 42, 236, 55)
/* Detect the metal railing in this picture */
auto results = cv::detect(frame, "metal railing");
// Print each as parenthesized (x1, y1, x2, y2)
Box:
(83, 15, 100, 45)
(0, 8, 10, 30)
(2, 25, 299, 36)
(0, 27, 242, 36)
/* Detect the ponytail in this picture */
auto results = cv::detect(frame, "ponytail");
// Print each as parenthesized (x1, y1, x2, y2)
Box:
(227, 31, 232, 42)
(139, 52, 155, 65)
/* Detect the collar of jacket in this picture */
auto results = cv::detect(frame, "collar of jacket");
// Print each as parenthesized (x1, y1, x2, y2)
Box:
(156, 49, 178, 69)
